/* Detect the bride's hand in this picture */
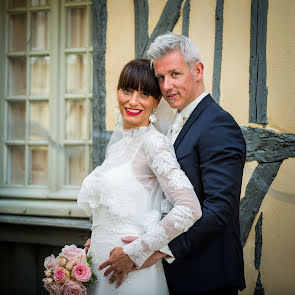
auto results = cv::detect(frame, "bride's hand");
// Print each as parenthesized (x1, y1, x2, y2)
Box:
(84, 238, 91, 255)
(99, 246, 134, 288)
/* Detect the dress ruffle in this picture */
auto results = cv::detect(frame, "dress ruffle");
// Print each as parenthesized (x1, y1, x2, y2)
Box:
(78, 163, 159, 230)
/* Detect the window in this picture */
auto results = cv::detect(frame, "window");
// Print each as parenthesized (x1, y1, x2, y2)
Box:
(0, 0, 93, 217)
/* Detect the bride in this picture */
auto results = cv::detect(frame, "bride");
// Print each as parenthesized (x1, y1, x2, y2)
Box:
(77, 59, 202, 295)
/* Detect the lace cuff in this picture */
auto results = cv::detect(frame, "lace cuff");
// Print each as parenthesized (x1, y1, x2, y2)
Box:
(160, 245, 175, 264)
(123, 224, 169, 268)
(122, 239, 153, 268)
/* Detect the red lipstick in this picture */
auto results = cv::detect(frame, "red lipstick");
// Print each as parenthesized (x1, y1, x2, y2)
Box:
(125, 108, 143, 116)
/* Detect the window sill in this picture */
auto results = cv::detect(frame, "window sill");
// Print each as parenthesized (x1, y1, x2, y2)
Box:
(0, 199, 88, 218)
(0, 214, 91, 230)
(0, 187, 81, 200)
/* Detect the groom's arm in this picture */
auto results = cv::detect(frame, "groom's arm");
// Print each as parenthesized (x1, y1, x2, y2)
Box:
(168, 112, 246, 259)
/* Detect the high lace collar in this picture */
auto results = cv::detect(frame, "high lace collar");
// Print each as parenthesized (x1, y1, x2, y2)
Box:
(122, 124, 152, 138)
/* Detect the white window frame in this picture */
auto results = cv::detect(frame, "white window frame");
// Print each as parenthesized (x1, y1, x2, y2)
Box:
(0, 0, 93, 218)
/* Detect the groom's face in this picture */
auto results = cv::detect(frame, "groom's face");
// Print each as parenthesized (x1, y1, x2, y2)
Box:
(153, 50, 198, 112)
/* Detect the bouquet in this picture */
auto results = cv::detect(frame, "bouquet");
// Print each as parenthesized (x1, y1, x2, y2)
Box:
(43, 244, 97, 295)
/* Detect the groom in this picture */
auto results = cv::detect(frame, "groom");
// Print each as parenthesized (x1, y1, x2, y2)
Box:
(98, 33, 246, 295)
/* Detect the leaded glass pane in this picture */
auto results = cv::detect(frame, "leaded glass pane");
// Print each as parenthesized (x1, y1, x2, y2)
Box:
(30, 101, 49, 140)
(31, 11, 50, 50)
(31, 0, 50, 6)
(8, 57, 26, 96)
(65, 100, 86, 139)
(66, 54, 86, 94)
(66, 7, 87, 48)
(65, 146, 85, 185)
(29, 146, 48, 185)
(7, 145, 25, 184)
(9, 0, 26, 9)
(30, 56, 50, 95)
(89, 6, 92, 46)
(7, 101, 26, 140)
(9, 13, 26, 52)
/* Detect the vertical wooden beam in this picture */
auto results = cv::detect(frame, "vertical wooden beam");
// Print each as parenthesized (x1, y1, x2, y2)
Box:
(249, 0, 268, 123)
(212, 0, 224, 104)
(92, 0, 108, 167)
(134, 0, 149, 58)
(182, 0, 190, 37)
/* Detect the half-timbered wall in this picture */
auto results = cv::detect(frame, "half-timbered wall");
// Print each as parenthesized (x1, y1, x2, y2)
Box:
(92, 1, 295, 294)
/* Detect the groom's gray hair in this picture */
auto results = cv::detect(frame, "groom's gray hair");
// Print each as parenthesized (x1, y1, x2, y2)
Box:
(147, 32, 202, 70)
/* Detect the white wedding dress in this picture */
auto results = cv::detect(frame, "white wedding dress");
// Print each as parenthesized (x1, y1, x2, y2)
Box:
(77, 124, 201, 295)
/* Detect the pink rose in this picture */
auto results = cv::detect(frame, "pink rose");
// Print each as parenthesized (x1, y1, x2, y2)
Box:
(44, 254, 59, 270)
(61, 245, 84, 260)
(43, 278, 53, 284)
(62, 280, 86, 295)
(65, 261, 74, 270)
(72, 264, 92, 282)
(73, 257, 81, 265)
(43, 278, 62, 295)
(53, 267, 70, 284)
(58, 257, 67, 266)
(45, 270, 52, 277)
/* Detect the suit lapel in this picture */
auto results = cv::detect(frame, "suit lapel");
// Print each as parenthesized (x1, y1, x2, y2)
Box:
(174, 94, 214, 151)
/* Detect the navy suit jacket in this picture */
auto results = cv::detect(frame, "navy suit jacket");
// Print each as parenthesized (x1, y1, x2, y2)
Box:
(163, 94, 246, 295)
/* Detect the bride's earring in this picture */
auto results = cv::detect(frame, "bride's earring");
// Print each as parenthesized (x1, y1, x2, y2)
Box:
(149, 109, 157, 124)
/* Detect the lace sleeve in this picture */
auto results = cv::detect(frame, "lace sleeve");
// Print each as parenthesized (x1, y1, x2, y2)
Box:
(123, 132, 202, 267)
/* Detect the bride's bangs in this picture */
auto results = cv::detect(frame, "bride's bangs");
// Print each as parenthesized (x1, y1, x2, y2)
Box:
(118, 59, 161, 99)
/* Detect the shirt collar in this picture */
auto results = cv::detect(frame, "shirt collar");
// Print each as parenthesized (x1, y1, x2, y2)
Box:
(179, 90, 209, 120)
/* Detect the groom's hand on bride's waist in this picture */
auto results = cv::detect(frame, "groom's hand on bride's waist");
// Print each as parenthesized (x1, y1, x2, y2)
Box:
(130, 251, 167, 272)
(99, 246, 134, 288)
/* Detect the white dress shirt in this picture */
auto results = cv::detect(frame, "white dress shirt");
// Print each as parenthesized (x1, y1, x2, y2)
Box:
(161, 90, 208, 263)
(168, 90, 209, 144)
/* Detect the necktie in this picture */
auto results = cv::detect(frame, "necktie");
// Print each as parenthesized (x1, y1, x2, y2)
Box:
(168, 113, 184, 143)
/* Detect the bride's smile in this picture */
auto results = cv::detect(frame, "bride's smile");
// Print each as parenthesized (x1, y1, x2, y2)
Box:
(125, 108, 142, 115)
(117, 87, 160, 130)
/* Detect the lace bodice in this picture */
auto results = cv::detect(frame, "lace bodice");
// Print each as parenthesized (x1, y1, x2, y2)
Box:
(78, 124, 201, 267)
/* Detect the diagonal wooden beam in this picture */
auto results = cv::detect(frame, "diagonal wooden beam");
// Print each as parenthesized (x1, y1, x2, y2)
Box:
(134, 0, 184, 58)
(240, 161, 282, 247)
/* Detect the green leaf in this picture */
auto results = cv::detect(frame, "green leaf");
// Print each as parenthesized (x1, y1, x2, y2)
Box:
(87, 256, 92, 263)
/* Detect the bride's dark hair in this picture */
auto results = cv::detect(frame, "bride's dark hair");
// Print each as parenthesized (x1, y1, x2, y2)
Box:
(117, 59, 161, 99)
